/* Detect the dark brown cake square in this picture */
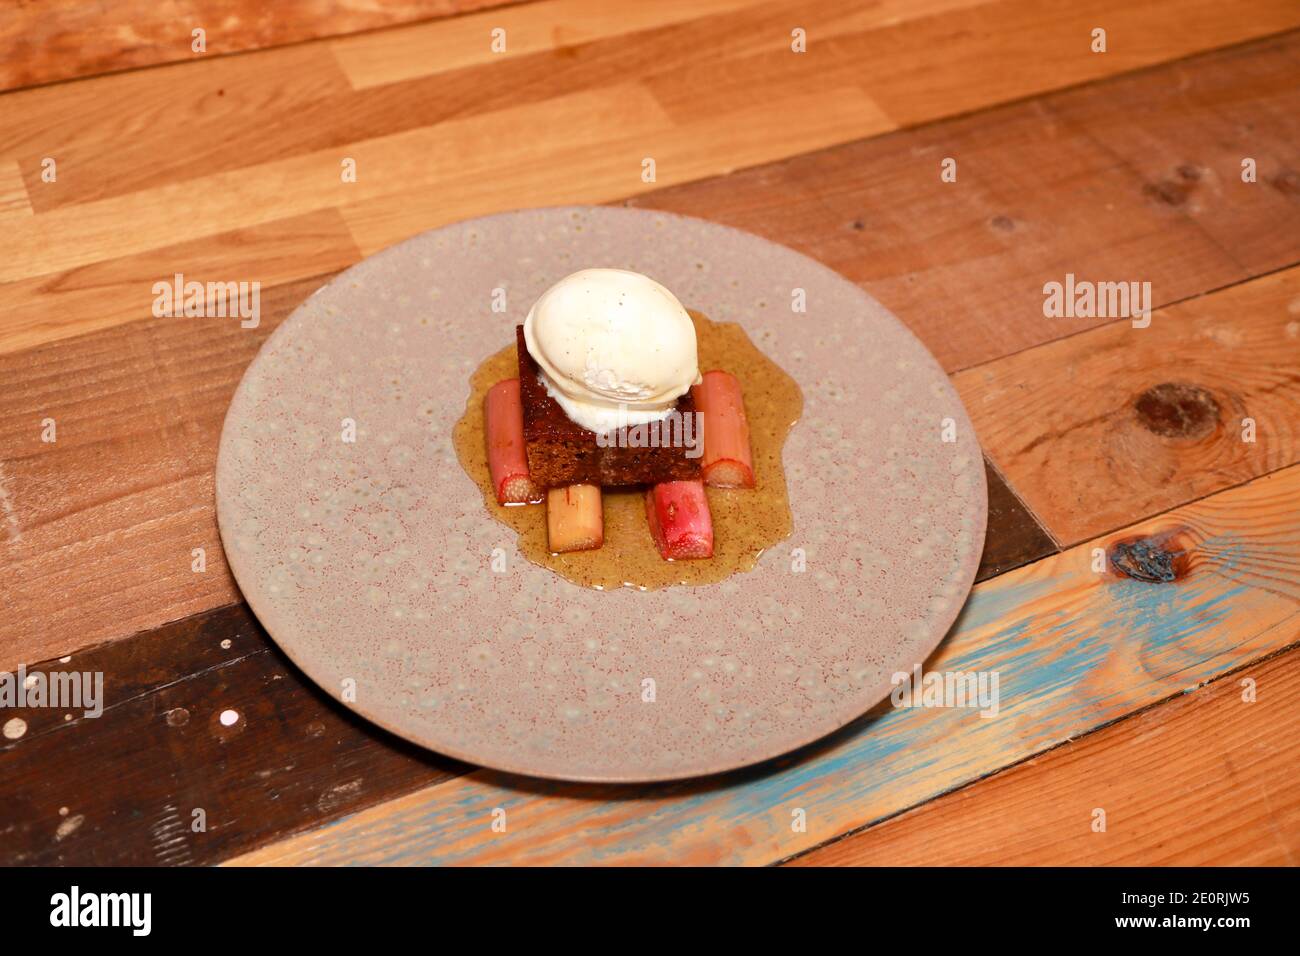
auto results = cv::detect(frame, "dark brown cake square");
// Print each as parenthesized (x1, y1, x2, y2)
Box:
(516, 326, 702, 488)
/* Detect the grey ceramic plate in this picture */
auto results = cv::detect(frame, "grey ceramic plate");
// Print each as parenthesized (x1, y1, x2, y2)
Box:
(215, 206, 986, 783)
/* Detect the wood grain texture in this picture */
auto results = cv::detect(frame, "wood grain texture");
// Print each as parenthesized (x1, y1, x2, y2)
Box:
(227, 465, 1300, 866)
(0, 273, 334, 671)
(5, 0, 931, 219)
(955, 266, 1300, 546)
(336, 3, 1300, 260)
(5, 24, 1295, 340)
(0, 0, 525, 93)
(645, 0, 1300, 126)
(0, 161, 31, 218)
(630, 29, 1300, 371)
(0, 209, 361, 355)
(329, 0, 778, 89)
(791, 647, 1300, 866)
(5, 44, 355, 213)
(337, 83, 891, 257)
(6, 0, 769, 214)
(0, 604, 464, 866)
(4, 3, 1297, 303)
(0, 82, 709, 281)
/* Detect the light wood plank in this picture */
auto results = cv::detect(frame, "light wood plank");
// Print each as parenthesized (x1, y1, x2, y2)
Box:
(0, 83, 675, 283)
(0, 0, 524, 93)
(790, 647, 1300, 866)
(340, 84, 892, 256)
(955, 267, 1300, 546)
(330, 0, 775, 90)
(0, 209, 361, 355)
(1, 44, 353, 212)
(226, 465, 1300, 866)
(0, 161, 32, 217)
(867, 0, 1300, 126)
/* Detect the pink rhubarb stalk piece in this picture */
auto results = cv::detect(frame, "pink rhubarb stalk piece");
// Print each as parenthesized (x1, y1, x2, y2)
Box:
(485, 378, 542, 505)
(547, 483, 604, 553)
(645, 480, 714, 560)
(692, 369, 755, 489)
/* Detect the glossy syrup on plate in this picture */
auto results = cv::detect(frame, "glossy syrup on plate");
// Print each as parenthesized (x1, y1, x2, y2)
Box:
(453, 312, 803, 589)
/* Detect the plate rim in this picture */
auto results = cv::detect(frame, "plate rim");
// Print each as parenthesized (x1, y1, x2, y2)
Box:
(215, 203, 988, 784)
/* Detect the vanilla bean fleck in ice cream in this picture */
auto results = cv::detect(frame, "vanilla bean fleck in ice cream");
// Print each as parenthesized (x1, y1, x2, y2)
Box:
(523, 268, 702, 433)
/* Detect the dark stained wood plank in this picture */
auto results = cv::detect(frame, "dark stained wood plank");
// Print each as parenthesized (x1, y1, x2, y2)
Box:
(789, 645, 1300, 866)
(0, 604, 463, 866)
(628, 31, 1300, 372)
(0, 0, 525, 94)
(976, 459, 1057, 581)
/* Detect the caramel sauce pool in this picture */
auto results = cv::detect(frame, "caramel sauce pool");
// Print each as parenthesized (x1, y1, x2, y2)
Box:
(452, 312, 803, 590)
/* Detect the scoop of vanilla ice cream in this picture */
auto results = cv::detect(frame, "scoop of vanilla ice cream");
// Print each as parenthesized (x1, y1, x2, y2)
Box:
(523, 268, 701, 433)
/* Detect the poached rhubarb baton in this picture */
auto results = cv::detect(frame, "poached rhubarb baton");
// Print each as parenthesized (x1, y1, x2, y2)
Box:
(645, 480, 714, 560)
(485, 378, 542, 505)
(692, 370, 755, 489)
(547, 483, 604, 553)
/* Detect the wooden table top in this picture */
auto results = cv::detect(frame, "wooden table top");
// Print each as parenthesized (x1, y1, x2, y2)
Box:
(1, 0, 1298, 866)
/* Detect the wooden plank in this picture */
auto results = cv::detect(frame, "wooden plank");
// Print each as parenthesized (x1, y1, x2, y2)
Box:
(0, 161, 32, 218)
(0, 604, 464, 866)
(0, 0, 525, 94)
(3, 44, 354, 215)
(6, 3, 1296, 278)
(340, 8, 1300, 261)
(629, 30, 1300, 371)
(330, 0, 777, 89)
(790, 646, 1300, 866)
(955, 266, 1300, 547)
(4, 0, 888, 216)
(338, 83, 891, 257)
(647, 0, 1300, 127)
(0, 449, 1049, 865)
(0, 209, 361, 356)
(0, 83, 685, 283)
(226, 464, 1300, 866)
(0, 274, 332, 672)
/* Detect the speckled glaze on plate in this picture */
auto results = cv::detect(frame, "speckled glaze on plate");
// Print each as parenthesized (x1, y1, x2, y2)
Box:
(215, 206, 987, 783)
